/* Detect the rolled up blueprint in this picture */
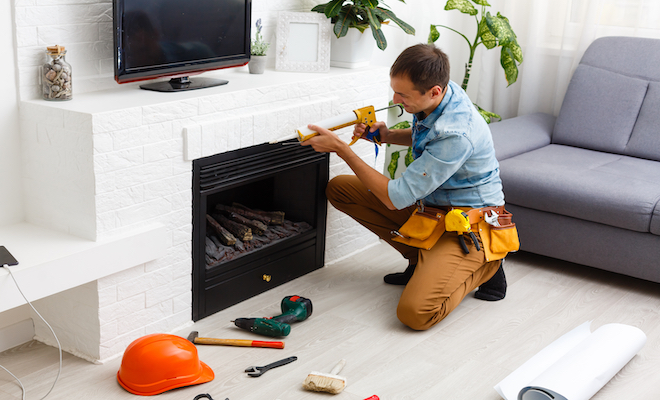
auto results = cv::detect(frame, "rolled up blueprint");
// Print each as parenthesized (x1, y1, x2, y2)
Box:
(495, 321, 646, 400)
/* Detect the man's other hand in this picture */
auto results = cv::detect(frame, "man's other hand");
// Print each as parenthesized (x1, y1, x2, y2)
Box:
(301, 124, 350, 155)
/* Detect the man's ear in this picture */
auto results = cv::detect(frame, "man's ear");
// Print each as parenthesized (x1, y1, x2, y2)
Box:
(430, 85, 444, 99)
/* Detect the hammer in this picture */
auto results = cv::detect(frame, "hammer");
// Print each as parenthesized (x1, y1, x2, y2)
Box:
(186, 331, 285, 349)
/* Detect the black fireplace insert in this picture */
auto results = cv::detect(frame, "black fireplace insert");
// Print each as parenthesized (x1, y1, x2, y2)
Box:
(192, 140, 329, 321)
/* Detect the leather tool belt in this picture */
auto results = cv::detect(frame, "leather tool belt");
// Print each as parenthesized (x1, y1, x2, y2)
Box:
(391, 204, 519, 260)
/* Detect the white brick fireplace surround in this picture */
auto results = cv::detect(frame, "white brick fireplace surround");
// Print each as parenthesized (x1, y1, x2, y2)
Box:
(0, 66, 390, 363)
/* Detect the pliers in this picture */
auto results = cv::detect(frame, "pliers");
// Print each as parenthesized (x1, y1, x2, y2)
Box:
(458, 231, 480, 254)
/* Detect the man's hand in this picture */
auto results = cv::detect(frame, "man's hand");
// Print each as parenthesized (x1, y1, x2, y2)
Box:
(354, 122, 413, 147)
(300, 124, 350, 155)
(302, 124, 396, 210)
(352, 121, 389, 144)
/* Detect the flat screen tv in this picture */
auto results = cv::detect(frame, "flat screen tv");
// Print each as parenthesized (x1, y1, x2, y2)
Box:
(113, 0, 251, 92)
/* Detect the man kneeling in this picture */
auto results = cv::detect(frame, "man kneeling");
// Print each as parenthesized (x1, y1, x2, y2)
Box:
(302, 44, 508, 330)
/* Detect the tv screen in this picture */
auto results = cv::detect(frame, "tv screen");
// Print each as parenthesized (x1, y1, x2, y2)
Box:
(114, 0, 251, 92)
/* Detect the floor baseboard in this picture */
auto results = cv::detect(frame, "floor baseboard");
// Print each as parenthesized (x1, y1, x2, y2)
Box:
(0, 319, 33, 353)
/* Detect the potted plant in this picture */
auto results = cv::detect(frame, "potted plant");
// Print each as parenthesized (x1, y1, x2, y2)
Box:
(249, 18, 270, 74)
(311, 0, 415, 68)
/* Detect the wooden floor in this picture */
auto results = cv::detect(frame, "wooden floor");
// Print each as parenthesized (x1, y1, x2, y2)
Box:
(2, 242, 660, 400)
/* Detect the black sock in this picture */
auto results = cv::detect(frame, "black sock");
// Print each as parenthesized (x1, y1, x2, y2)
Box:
(384, 263, 416, 285)
(475, 260, 506, 301)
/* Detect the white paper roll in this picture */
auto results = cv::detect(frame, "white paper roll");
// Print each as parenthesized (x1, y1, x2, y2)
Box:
(496, 321, 646, 400)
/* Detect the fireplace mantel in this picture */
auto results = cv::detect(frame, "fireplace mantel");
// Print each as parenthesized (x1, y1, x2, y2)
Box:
(9, 66, 390, 362)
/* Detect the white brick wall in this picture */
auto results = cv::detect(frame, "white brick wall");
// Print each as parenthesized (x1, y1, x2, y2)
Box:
(17, 0, 390, 363)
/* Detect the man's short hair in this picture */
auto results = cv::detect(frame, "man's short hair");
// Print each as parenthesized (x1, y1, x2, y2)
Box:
(390, 44, 450, 94)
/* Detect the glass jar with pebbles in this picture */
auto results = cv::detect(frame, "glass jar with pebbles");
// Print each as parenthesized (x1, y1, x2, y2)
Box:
(41, 45, 72, 101)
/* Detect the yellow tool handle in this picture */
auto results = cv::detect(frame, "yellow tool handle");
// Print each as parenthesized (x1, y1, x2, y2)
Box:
(194, 337, 285, 349)
(296, 105, 378, 143)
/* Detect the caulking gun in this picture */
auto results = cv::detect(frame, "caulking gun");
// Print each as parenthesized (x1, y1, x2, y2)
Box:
(270, 104, 404, 158)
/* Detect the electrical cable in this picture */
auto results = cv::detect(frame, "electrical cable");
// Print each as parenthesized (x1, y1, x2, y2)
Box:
(0, 263, 62, 400)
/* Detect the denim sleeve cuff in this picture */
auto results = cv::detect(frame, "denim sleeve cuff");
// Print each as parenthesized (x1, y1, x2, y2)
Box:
(388, 178, 416, 210)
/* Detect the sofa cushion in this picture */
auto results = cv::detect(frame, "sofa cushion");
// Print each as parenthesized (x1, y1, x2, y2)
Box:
(581, 36, 660, 81)
(490, 112, 555, 161)
(499, 144, 660, 233)
(625, 82, 660, 162)
(553, 64, 648, 153)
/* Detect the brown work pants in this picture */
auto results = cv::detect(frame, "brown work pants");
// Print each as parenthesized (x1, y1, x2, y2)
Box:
(326, 175, 501, 330)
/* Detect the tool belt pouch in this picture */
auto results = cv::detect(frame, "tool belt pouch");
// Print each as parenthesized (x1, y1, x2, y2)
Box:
(392, 208, 446, 250)
(478, 209, 520, 261)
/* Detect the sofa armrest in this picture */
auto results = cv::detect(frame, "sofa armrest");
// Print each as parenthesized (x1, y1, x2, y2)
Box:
(489, 112, 555, 161)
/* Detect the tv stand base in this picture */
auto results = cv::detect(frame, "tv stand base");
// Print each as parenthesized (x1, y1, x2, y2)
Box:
(139, 76, 228, 92)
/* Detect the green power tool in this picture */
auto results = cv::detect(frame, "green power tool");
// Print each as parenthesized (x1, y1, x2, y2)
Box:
(233, 295, 313, 337)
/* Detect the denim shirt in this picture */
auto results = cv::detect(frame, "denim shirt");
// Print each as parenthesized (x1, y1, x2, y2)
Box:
(388, 80, 504, 209)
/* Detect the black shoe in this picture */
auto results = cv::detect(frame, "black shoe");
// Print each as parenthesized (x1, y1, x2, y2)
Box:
(384, 263, 416, 285)
(475, 260, 507, 301)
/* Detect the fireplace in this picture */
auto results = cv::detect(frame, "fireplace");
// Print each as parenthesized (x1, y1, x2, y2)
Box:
(192, 140, 329, 321)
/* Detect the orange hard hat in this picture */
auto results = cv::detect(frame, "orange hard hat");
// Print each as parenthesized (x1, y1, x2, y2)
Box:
(117, 333, 214, 396)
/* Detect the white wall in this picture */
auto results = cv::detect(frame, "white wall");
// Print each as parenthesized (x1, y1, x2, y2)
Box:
(0, 0, 30, 342)
(0, 0, 24, 226)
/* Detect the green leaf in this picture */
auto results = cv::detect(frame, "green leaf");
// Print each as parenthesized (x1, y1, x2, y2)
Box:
(334, 6, 355, 37)
(372, 27, 387, 50)
(373, 7, 415, 35)
(511, 41, 523, 63)
(445, 0, 478, 16)
(389, 120, 411, 130)
(428, 24, 440, 44)
(354, 23, 370, 33)
(404, 147, 414, 167)
(360, 0, 379, 8)
(485, 12, 522, 85)
(387, 151, 400, 179)
(484, 12, 516, 47)
(477, 18, 496, 49)
(324, 0, 345, 18)
(366, 8, 387, 50)
(474, 103, 501, 123)
(500, 46, 518, 86)
(365, 7, 382, 30)
(311, 4, 326, 13)
(471, 0, 491, 6)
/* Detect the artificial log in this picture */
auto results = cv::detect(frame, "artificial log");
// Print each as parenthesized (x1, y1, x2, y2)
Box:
(206, 214, 236, 246)
(214, 213, 253, 241)
(227, 212, 267, 235)
(206, 235, 238, 265)
(215, 204, 270, 225)
(205, 237, 225, 260)
(233, 202, 285, 225)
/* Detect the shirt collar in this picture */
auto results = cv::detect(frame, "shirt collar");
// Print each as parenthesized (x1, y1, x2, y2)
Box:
(414, 82, 455, 129)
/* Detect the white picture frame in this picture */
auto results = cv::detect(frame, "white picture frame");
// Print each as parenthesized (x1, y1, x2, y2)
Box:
(275, 12, 332, 73)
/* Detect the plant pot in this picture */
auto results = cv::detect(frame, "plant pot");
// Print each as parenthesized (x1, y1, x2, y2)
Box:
(330, 28, 375, 69)
(249, 55, 267, 74)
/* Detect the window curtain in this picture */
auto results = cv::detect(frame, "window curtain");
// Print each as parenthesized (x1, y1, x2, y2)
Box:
(475, 0, 660, 120)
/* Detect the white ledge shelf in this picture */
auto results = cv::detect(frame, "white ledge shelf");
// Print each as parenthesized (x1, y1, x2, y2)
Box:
(0, 222, 167, 313)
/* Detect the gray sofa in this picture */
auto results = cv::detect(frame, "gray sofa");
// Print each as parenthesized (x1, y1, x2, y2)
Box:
(490, 36, 660, 283)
